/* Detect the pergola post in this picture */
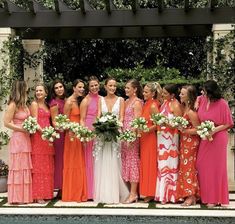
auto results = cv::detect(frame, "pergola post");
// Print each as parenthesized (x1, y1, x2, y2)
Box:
(0, 28, 15, 162)
(22, 39, 44, 96)
(211, 24, 235, 191)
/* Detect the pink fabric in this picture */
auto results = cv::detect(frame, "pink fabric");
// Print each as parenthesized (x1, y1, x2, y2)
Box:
(196, 96, 234, 205)
(7, 109, 33, 204)
(84, 93, 99, 199)
(49, 98, 65, 189)
(121, 98, 141, 183)
(31, 108, 54, 200)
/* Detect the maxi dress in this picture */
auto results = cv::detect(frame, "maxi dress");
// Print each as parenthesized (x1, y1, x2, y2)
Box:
(7, 109, 33, 204)
(31, 108, 54, 200)
(139, 99, 159, 197)
(155, 99, 179, 203)
(121, 98, 142, 183)
(93, 97, 129, 204)
(49, 98, 65, 190)
(196, 96, 233, 205)
(176, 114, 200, 200)
(84, 93, 99, 199)
(62, 103, 87, 202)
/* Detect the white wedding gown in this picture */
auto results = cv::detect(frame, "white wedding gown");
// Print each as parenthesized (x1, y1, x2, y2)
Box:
(93, 97, 129, 204)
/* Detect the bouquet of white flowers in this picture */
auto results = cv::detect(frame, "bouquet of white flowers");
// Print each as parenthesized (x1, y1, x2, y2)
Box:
(22, 116, 39, 134)
(131, 117, 149, 132)
(75, 126, 96, 142)
(41, 126, 60, 143)
(67, 122, 81, 141)
(93, 112, 121, 142)
(168, 116, 189, 129)
(151, 113, 169, 126)
(55, 114, 70, 131)
(197, 120, 215, 141)
(119, 129, 137, 143)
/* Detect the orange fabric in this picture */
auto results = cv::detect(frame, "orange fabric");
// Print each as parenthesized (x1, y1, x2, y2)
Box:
(62, 104, 87, 202)
(139, 99, 159, 197)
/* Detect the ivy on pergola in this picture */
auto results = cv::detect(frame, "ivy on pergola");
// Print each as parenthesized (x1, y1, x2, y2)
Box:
(0, 0, 234, 39)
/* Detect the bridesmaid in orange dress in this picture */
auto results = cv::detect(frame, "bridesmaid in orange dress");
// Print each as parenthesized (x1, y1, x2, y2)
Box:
(62, 79, 87, 202)
(139, 82, 161, 202)
(176, 85, 200, 206)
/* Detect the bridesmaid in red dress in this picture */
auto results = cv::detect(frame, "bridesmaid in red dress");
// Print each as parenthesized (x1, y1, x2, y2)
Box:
(30, 83, 54, 204)
(139, 82, 161, 203)
(176, 85, 200, 206)
(62, 79, 87, 202)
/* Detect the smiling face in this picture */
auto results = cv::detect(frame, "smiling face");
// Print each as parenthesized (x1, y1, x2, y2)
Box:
(143, 85, 154, 101)
(162, 88, 171, 101)
(73, 82, 85, 97)
(179, 87, 188, 104)
(35, 85, 47, 100)
(89, 80, 99, 94)
(54, 82, 65, 98)
(105, 79, 117, 95)
(125, 82, 136, 97)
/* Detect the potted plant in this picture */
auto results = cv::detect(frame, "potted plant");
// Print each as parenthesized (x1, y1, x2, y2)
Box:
(0, 159, 8, 193)
(0, 131, 10, 150)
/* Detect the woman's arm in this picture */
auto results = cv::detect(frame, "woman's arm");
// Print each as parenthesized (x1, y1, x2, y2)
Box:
(148, 102, 159, 132)
(119, 97, 125, 124)
(63, 98, 72, 117)
(4, 102, 25, 132)
(133, 100, 142, 119)
(80, 97, 88, 126)
(30, 101, 42, 132)
(50, 105, 59, 127)
(171, 101, 183, 117)
(182, 110, 200, 135)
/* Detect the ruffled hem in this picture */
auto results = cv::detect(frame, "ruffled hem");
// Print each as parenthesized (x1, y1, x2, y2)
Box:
(8, 169, 32, 184)
(9, 152, 32, 170)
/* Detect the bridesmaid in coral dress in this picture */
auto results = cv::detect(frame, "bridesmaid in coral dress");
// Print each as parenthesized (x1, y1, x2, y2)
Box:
(49, 79, 66, 198)
(121, 79, 143, 203)
(4, 81, 33, 204)
(155, 84, 182, 204)
(62, 79, 87, 202)
(80, 76, 100, 200)
(30, 83, 54, 204)
(196, 80, 233, 207)
(139, 82, 161, 203)
(176, 85, 200, 206)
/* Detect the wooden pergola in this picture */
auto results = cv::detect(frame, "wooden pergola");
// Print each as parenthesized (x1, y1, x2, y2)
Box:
(0, 0, 234, 39)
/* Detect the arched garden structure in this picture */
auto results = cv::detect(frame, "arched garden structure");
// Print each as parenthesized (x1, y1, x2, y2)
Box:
(0, 0, 234, 189)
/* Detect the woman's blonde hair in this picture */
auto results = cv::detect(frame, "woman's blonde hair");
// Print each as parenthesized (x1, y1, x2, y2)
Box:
(145, 82, 163, 100)
(8, 80, 28, 108)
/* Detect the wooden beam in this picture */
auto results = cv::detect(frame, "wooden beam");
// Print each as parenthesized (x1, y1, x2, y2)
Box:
(4, 0, 26, 14)
(131, 0, 138, 14)
(184, 0, 190, 12)
(29, 0, 49, 15)
(158, 0, 164, 13)
(104, 0, 116, 15)
(54, 0, 73, 14)
(79, 0, 93, 14)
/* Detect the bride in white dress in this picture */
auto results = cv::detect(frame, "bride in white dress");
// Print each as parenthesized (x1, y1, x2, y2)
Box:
(93, 78, 129, 204)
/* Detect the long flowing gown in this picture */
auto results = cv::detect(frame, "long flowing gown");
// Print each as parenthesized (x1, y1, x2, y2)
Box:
(62, 103, 87, 202)
(176, 114, 200, 200)
(49, 98, 65, 190)
(196, 96, 233, 205)
(7, 109, 33, 204)
(93, 97, 129, 204)
(121, 98, 142, 183)
(155, 99, 179, 203)
(84, 93, 99, 199)
(31, 108, 54, 200)
(139, 99, 159, 197)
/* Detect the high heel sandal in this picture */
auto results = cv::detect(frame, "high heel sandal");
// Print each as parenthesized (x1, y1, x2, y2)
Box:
(144, 196, 154, 203)
(206, 203, 216, 208)
(181, 196, 196, 207)
(123, 194, 138, 204)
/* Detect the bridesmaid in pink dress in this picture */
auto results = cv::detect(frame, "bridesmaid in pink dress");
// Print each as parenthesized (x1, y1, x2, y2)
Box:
(4, 81, 33, 204)
(30, 83, 54, 204)
(121, 79, 143, 203)
(196, 80, 234, 207)
(49, 79, 66, 198)
(80, 76, 100, 199)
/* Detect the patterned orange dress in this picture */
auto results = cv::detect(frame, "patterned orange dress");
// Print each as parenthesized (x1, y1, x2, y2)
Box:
(139, 99, 159, 197)
(176, 114, 200, 200)
(62, 103, 87, 202)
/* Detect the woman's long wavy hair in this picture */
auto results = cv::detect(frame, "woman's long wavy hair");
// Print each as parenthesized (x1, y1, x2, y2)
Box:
(8, 80, 28, 108)
(127, 79, 143, 99)
(181, 85, 197, 111)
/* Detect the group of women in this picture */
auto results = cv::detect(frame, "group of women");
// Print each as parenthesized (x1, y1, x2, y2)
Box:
(3, 77, 234, 208)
